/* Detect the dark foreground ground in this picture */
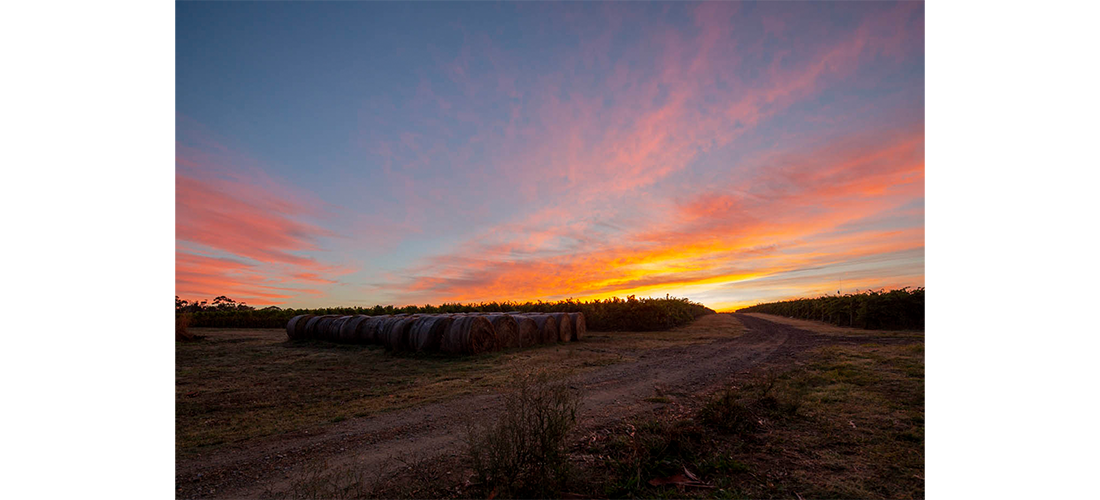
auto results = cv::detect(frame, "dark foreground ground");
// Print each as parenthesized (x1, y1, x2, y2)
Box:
(177, 313, 923, 499)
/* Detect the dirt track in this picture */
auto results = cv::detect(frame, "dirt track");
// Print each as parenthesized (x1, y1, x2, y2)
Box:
(176, 313, 918, 499)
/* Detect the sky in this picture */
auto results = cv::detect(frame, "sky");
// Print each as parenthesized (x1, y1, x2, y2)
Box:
(175, 1, 924, 312)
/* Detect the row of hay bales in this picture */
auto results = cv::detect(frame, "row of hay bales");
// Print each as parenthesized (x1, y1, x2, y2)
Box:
(285, 311, 585, 355)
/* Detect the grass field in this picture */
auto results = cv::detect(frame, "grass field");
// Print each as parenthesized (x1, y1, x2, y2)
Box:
(257, 317, 925, 499)
(176, 315, 743, 457)
(569, 341, 925, 498)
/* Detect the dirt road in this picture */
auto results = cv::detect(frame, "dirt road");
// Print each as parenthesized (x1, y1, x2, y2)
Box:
(176, 313, 916, 498)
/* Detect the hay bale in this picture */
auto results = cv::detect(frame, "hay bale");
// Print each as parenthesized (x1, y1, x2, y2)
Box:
(380, 316, 419, 351)
(328, 316, 354, 341)
(304, 315, 339, 340)
(442, 315, 495, 354)
(547, 312, 573, 342)
(302, 315, 324, 339)
(506, 315, 539, 347)
(568, 312, 586, 341)
(524, 314, 560, 344)
(356, 315, 387, 344)
(286, 314, 313, 341)
(376, 316, 405, 348)
(407, 315, 454, 352)
(484, 314, 518, 349)
(340, 315, 369, 343)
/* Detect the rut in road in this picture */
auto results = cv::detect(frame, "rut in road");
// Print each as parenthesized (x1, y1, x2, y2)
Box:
(177, 313, 886, 499)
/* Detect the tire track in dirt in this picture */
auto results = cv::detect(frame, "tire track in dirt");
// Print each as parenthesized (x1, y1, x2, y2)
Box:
(176, 313, 912, 499)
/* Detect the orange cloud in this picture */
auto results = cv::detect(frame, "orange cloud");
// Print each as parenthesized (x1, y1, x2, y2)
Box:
(390, 122, 923, 307)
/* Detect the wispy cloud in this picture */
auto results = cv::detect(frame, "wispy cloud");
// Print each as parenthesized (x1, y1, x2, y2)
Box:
(175, 118, 350, 305)
(389, 121, 923, 305)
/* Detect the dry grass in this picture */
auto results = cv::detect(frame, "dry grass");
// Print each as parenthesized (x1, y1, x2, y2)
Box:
(571, 340, 924, 499)
(742, 312, 924, 338)
(465, 368, 581, 498)
(176, 314, 741, 457)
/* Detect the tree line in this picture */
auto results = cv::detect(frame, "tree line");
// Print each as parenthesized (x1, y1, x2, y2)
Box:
(736, 287, 924, 330)
(177, 294, 715, 332)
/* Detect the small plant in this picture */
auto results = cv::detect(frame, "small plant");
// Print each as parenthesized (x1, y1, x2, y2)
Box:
(271, 458, 371, 500)
(465, 368, 581, 498)
(699, 389, 760, 437)
(600, 418, 706, 497)
(699, 374, 802, 438)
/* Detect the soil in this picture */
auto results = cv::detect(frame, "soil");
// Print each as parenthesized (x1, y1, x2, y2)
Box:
(175, 313, 920, 499)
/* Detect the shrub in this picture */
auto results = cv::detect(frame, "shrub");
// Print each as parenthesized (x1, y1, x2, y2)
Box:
(602, 418, 706, 496)
(699, 375, 802, 438)
(465, 369, 581, 498)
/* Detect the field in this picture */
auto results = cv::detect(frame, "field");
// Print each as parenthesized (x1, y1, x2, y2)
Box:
(177, 314, 739, 456)
(176, 312, 923, 499)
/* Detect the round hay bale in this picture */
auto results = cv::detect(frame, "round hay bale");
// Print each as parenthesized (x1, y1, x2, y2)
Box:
(304, 315, 339, 340)
(377, 316, 405, 348)
(506, 315, 539, 347)
(568, 312, 586, 341)
(355, 315, 385, 343)
(328, 316, 354, 341)
(302, 315, 324, 339)
(286, 314, 313, 341)
(407, 315, 454, 352)
(442, 315, 495, 355)
(380, 316, 419, 351)
(525, 314, 559, 344)
(484, 314, 518, 349)
(547, 312, 573, 342)
(340, 315, 369, 344)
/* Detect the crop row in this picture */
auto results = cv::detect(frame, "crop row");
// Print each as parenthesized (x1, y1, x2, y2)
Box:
(737, 288, 924, 330)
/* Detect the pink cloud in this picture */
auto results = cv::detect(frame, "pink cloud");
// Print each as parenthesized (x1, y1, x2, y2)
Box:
(175, 119, 351, 304)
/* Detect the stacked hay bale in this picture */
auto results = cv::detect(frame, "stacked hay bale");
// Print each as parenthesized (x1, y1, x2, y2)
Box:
(339, 315, 369, 343)
(442, 315, 495, 354)
(380, 315, 419, 351)
(283, 311, 586, 355)
(407, 315, 453, 352)
(286, 314, 314, 340)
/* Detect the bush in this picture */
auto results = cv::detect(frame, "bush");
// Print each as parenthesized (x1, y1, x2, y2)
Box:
(465, 369, 581, 498)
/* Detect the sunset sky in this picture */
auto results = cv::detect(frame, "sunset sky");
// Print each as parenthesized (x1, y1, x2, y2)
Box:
(176, 1, 924, 311)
